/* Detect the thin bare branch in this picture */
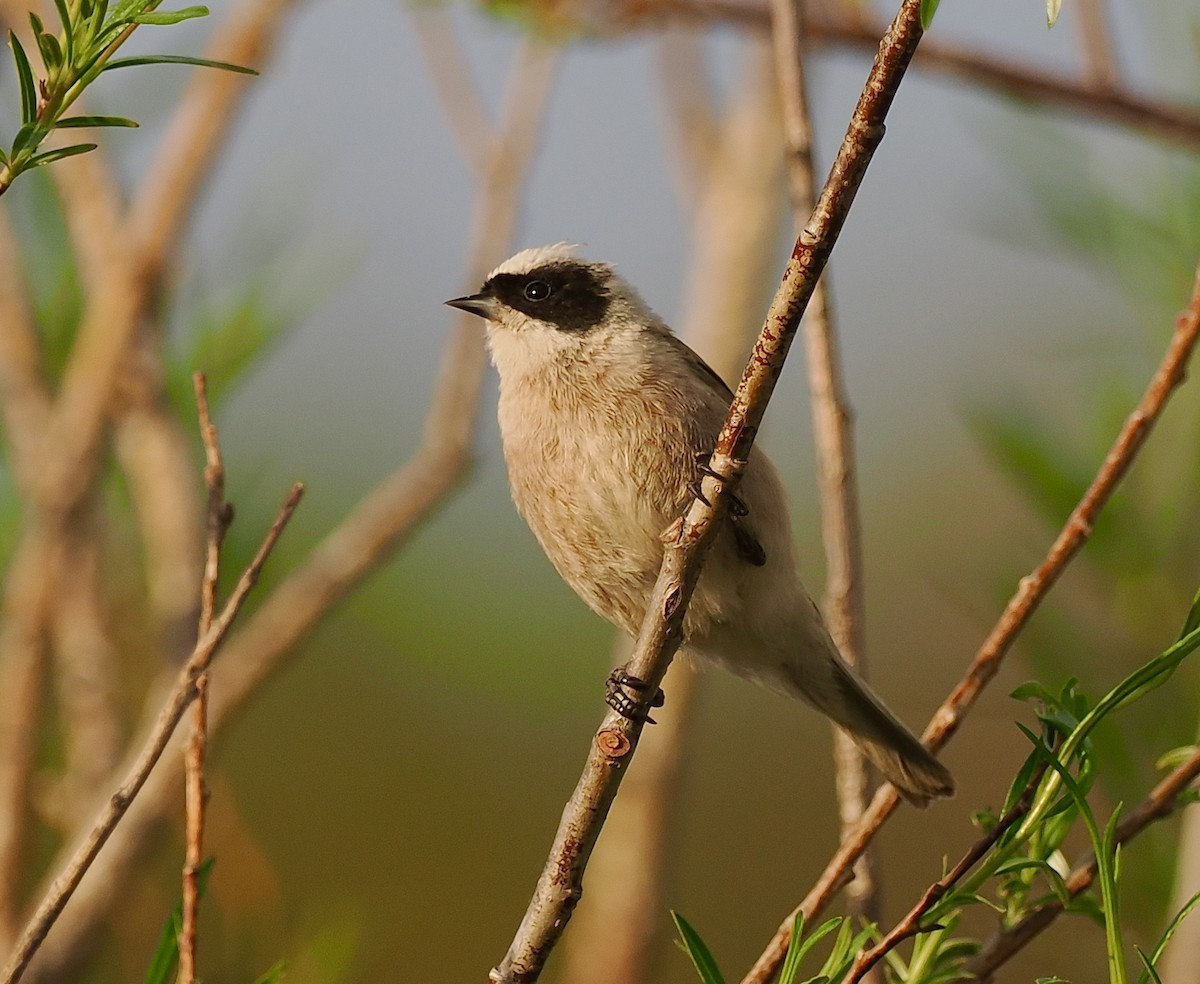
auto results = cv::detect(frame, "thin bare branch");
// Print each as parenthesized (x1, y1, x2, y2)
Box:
(490, 3, 931, 979)
(654, 29, 720, 206)
(1073, 0, 1118, 91)
(410, 5, 495, 178)
(179, 374, 232, 984)
(599, 2, 1200, 149)
(740, 255, 1200, 984)
(1, 484, 304, 984)
(771, 0, 878, 939)
(968, 745, 1200, 981)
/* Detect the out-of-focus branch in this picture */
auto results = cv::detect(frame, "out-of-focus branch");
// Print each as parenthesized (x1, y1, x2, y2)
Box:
(13, 34, 562, 981)
(654, 29, 719, 205)
(1073, 0, 1117, 91)
(967, 745, 1200, 981)
(740, 254, 1200, 984)
(1, 484, 304, 984)
(490, 3, 931, 980)
(410, 5, 495, 177)
(561, 39, 786, 984)
(592, 2, 1200, 149)
(771, 0, 877, 942)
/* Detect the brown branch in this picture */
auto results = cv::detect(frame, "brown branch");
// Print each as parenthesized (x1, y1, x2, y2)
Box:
(845, 761, 1046, 983)
(740, 256, 1200, 984)
(490, 3, 931, 980)
(599, 2, 1200, 150)
(1073, 0, 1118, 91)
(771, 0, 878, 940)
(561, 43, 786, 982)
(654, 29, 720, 206)
(967, 744, 1200, 981)
(1, 483, 303, 984)
(10, 34, 561, 982)
(179, 374, 233, 984)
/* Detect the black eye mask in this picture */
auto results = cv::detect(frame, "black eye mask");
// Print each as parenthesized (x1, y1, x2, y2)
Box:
(485, 261, 612, 332)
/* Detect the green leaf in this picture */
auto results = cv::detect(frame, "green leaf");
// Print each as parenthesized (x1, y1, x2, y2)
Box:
(35, 30, 63, 74)
(1156, 746, 1199, 771)
(1181, 584, 1200, 640)
(1138, 891, 1200, 982)
(52, 0, 74, 62)
(1046, 0, 1062, 28)
(671, 912, 726, 984)
(143, 858, 216, 984)
(55, 114, 139, 128)
(790, 917, 846, 974)
(919, 0, 940, 29)
(131, 5, 209, 24)
(9, 31, 38, 125)
(1136, 946, 1163, 984)
(102, 53, 258, 74)
(779, 912, 806, 984)
(28, 143, 96, 167)
(249, 960, 286, 984)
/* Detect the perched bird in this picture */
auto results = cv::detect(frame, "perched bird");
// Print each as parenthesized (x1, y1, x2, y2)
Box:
(446, 244, 953, 806)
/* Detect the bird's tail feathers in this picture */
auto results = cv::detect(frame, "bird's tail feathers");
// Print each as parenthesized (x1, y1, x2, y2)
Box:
(817, 658, 955, 808)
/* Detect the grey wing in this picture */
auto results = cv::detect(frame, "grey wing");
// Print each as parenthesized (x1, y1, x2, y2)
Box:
(665, 334, 768, 567)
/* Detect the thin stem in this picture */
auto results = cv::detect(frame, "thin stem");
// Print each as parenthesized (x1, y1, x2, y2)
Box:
(739, 254, 1200, 984)
(0, 484, 304, 984)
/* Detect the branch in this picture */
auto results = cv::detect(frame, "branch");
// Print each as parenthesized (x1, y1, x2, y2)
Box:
(1, 483, 303, 984)
(179, 374, 233, 984)
(771, 0, 878, 939)
(601, 2, 1200, 149)
(846, 763, 1046, 983)
(740, 254, 1200, 984)
(489, 3, 931, 980)
(967, 745, 1200, 980)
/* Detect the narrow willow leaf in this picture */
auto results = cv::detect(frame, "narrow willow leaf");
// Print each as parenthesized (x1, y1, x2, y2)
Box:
(52, 0, 74, 62)
(28, 142, 96, 166)
(56, 114, 139, 128)
(779, 912, 806, 984)
(1140, 891, 1200, 980)
(35, 30, 63, 74)
(1181, 584, 1200, 640)
(919, 0, 940, 29)
(131, 5, 209, 24)
(248, 960, 286, 984)
(1046, 0, 1063, 27)
(10, 121, 44, 156)
(671, 912, 726, 984)
(102, 53, 257, 74)
(9, 32, 38, 124)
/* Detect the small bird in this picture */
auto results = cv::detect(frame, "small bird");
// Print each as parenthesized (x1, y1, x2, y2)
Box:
(447, 244, 953, 807)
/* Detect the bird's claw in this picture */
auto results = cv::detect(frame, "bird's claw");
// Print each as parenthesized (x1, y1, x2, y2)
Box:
(605, 666, 665, 724)
(690, 451, 748, 516)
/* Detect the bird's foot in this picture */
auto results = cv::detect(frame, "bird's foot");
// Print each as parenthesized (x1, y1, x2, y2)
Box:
(689, 451, 747, 515)
(605, 666, 665, 724)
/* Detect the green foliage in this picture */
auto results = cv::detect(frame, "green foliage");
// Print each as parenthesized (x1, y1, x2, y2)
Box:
(1, 0, 256, 195)
(673, 593, 1200, 983)
(918, 0, 941, 30)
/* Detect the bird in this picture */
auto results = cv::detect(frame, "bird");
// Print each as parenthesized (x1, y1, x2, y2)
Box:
(446, 243, 953, 807)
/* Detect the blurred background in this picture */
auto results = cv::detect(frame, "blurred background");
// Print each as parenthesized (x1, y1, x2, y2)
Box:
(1, 0, 1199, 981)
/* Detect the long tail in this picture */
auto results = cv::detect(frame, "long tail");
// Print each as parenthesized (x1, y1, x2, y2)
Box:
(808, 657, 954, 808)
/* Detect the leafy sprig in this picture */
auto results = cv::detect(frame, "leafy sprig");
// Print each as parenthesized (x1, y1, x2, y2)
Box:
(2, 0, 256, 195)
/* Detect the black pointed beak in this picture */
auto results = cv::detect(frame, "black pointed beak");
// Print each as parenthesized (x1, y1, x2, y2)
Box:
(445, 292, 500, 320)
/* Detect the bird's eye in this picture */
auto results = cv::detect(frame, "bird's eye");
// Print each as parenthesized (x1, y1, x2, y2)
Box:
(523, 280, 552, 301)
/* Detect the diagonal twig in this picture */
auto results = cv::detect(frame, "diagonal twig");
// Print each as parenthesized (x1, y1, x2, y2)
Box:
(1, 483, 304, 984)
(740, 254, 1200, 984)
(490, 2, 933, 980)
